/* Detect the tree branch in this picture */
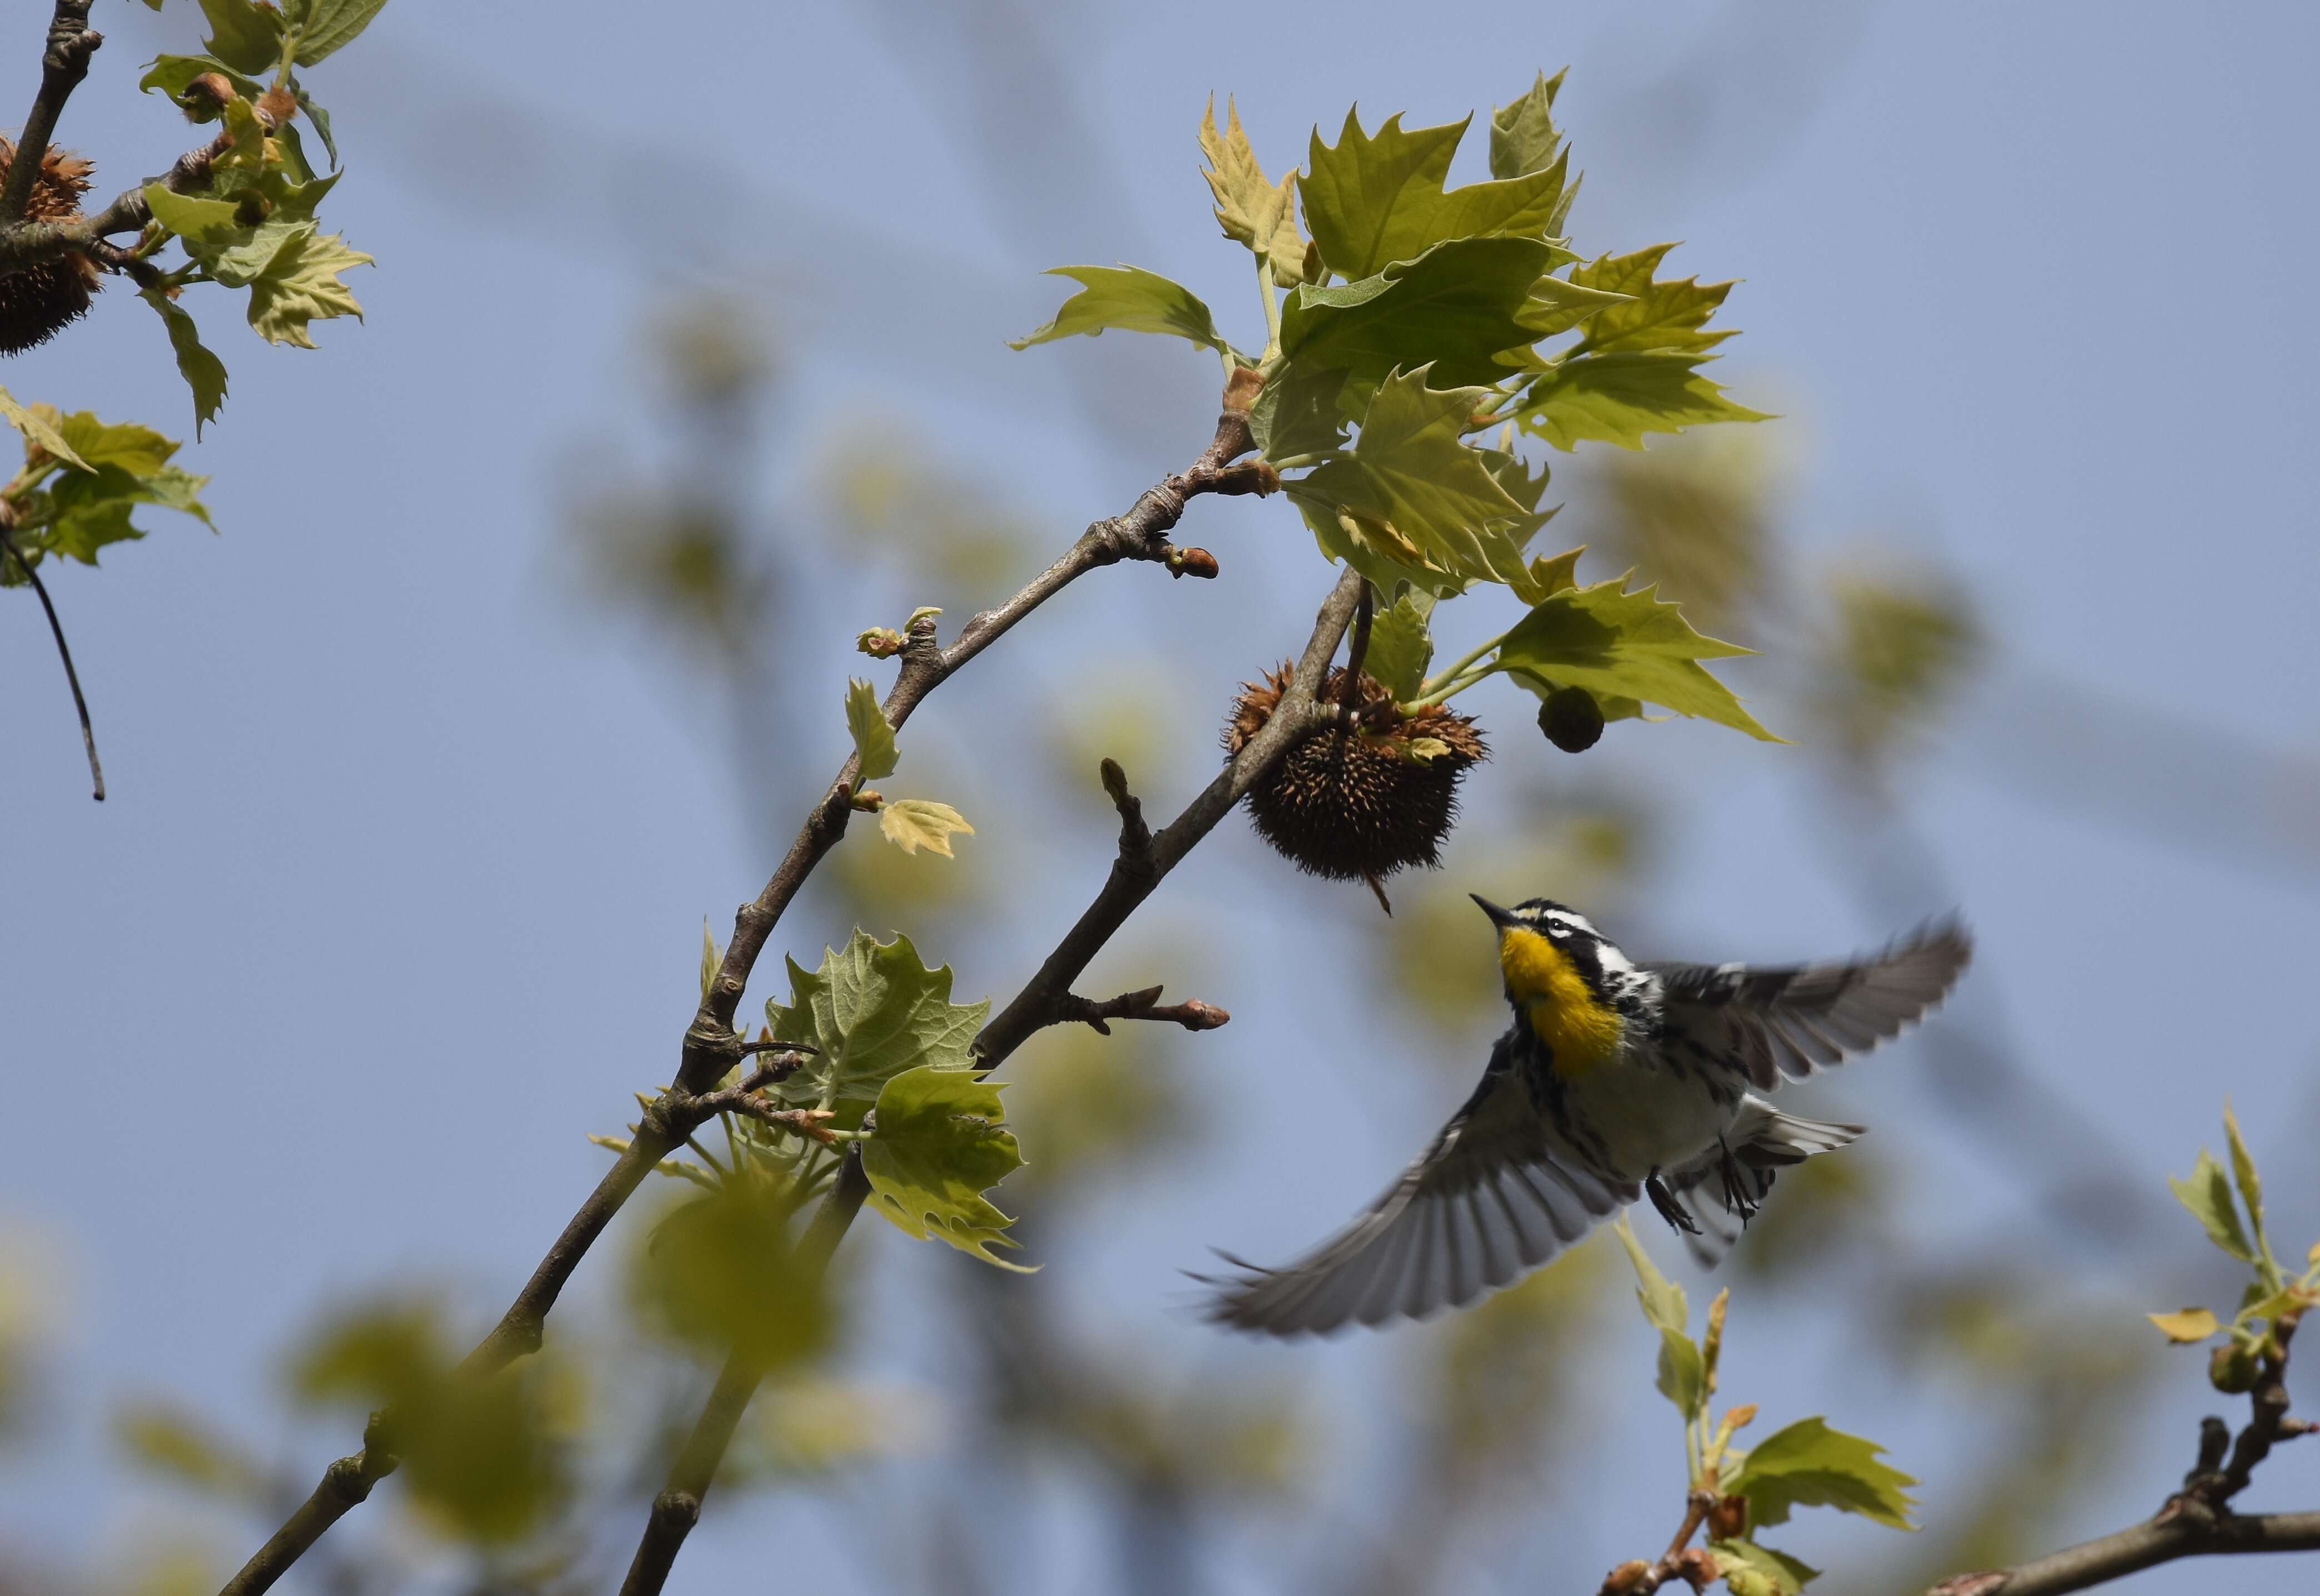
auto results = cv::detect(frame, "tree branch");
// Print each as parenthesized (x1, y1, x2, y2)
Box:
(216, 391, 1269, 1596)
(1, 1, 100, 224)
(611, 562, 1365, 1596)
(1054, 984, 1230, 1036)
(2, 522, 104, 800)
(1929, 1313, 2314, 1596)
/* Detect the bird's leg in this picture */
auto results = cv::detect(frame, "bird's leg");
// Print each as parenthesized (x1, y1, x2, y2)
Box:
(1645, 1171, 1700, 1235)
(1716, 1134, 1761, 1224)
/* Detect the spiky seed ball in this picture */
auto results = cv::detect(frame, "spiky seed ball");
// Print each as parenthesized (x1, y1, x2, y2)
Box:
(1225, 663, 1486, 884)
(1538, 685, 1605, 752)
(0, 141, 102, 355)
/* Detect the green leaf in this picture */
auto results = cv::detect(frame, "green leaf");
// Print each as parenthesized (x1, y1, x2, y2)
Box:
(289, 0, 391, 65)
(1489, 70, 1575, 196)
(699, 918, 720, 1002)
(1517, 350, 1769, 452)
(1009, 265, 1231, 357)
(1249, 358, 1354, 462)
(1711, 1540, 1818, 1595)
(295, 83, 339, 167)
(1200, 97, 1308, 285)
(0, 387, 91, 472)
(1291, 368, 1530, 589)
(198, 0, 285, 76)
(1728, 1417, 1918, 1531)
(1364, 592, 1435, 700)
(142, 184, 247, 252)
(42, 498, 141, 566)
(2222, 1101, 2265, 1248)
(762, 930, 988, 1131)
(1280, 235, 1559, 391)
(1302, 110, 1573, 282)
(2147, 1307, 2221, 1344)
(1493, 576, 1776, 740)
(1570, 244, 1742, 356)
(243, 228, 373, 348)
(138, 53, 263, 105)
(2169, 1149, 2257, 1265)
(878, 799, 974, 858)
(140, 291, 230, 437)
(844, 678, 899, 781)
(861, 1064, 1029, 1268)
(114, 1403, 266, 1503)
(56, 414, 177, 478)
(1612, 1216, 1705, 1419)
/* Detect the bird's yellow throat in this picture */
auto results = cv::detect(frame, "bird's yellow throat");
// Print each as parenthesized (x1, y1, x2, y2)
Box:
(1499, 926, 1624, 1077)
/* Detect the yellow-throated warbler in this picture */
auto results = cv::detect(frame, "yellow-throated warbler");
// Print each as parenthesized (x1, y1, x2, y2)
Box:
(1204, 898, 1970, 1336)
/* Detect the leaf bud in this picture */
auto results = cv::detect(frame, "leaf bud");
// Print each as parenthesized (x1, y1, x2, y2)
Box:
(255, 84, 299, 128)
(849, 787, 884, 812)
(2209, 1341, 2259, 1394)
(1222, 364, 1264, 415)
(177, 73, 237, 122)
(231, 189, 272, 227)
(1538, 685, 1604, 752)
(1673, 1547, 1718, 1591)
(1168, 547, 1220, 580)
(1212, 459, 1280, 497)
(1601, 1561, 1652, 1594)
(1707, 1493, 1749, 1540)
(856, 627, 905, 658)
(1301, 239, 1325, 284)
(1719, 1562, 1777, 1596)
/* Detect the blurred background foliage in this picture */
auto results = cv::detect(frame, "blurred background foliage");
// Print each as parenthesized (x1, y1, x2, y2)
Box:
(8, 4, 2320, 1596)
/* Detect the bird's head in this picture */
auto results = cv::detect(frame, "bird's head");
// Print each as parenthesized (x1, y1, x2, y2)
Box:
(1470, 894, 1624, 1017)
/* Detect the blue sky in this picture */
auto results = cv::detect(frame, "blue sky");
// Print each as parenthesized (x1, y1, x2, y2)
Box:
(4, 2, 2318, 1592)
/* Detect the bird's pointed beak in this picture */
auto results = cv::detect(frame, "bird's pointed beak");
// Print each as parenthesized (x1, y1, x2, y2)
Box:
(1470, 894, 1520, 929)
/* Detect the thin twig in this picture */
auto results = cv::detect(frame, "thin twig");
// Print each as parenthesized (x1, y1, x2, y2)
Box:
(2, 1, 100, 224)
(1055, 985, 1230, 1036)
(3, 524, 103, 800)
(1927, 1313, 2315, 1595)
(217, 391, 1267, 1596)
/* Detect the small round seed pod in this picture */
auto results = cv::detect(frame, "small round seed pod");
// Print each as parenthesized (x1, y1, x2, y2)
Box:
(0, 140, 102, 355)
(1225, 663, 1486, 889)
(1538, 684, 1605, 752)
(2209, 1341, 2260, 1395)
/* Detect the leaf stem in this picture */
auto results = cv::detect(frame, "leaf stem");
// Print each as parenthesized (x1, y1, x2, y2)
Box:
(2, 524, 105, 800)
(1257, 256, 1282, 363)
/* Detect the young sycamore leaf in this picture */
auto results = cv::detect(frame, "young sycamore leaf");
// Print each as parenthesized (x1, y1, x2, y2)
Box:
(139, 53, 264, 106)
(1291, 369, 1530, 590)
(2168, 1148, 2257, 1266)
(1518, 350, 1769, 452)
(138, 291, 230, 436)
(197, 0, 285, 77)
(243, 229, 373, 348)
(2221, 1099, 2266, 1248)
(878, 799, 974, 858)
(1567, 244, 1742, 356)
(762, 931, 988, 1131)
(288, 0, 393, 66)
(1301, 109, 1574, 282)
(1727, 1416, 1918, 1531)
(0, 386, 91, 472)
(1009, 266, 1232, 358)
(1613, 1216, 1706, 1421)
(861, 1064, 1032, 1271)
(632, 1183, 832, 1372)
(1493, 576, 1778, 741)
(1489, 70, 1575, 192)
(1279, 235, 1561, 391)
(1363, 591, 1435, 700)
(845, 679, 900, 781)
(2146, 1307, 2221, 1344)
(699, 919, 721, 1002)
(1199, 97, 1308, 285)
(1710, 1539, 1818, 1596)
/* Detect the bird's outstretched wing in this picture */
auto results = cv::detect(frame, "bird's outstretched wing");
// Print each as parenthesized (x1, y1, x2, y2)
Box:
(1649, 919, 1971, 1091)
(1200, 1047, 1638, 1337)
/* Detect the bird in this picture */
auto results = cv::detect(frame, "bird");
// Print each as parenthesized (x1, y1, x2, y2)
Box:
(1202, 897, 1970, 1336)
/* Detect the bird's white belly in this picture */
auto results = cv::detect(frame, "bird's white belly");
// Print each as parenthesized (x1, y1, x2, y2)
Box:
(1557, 1056, 1734, 1179)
